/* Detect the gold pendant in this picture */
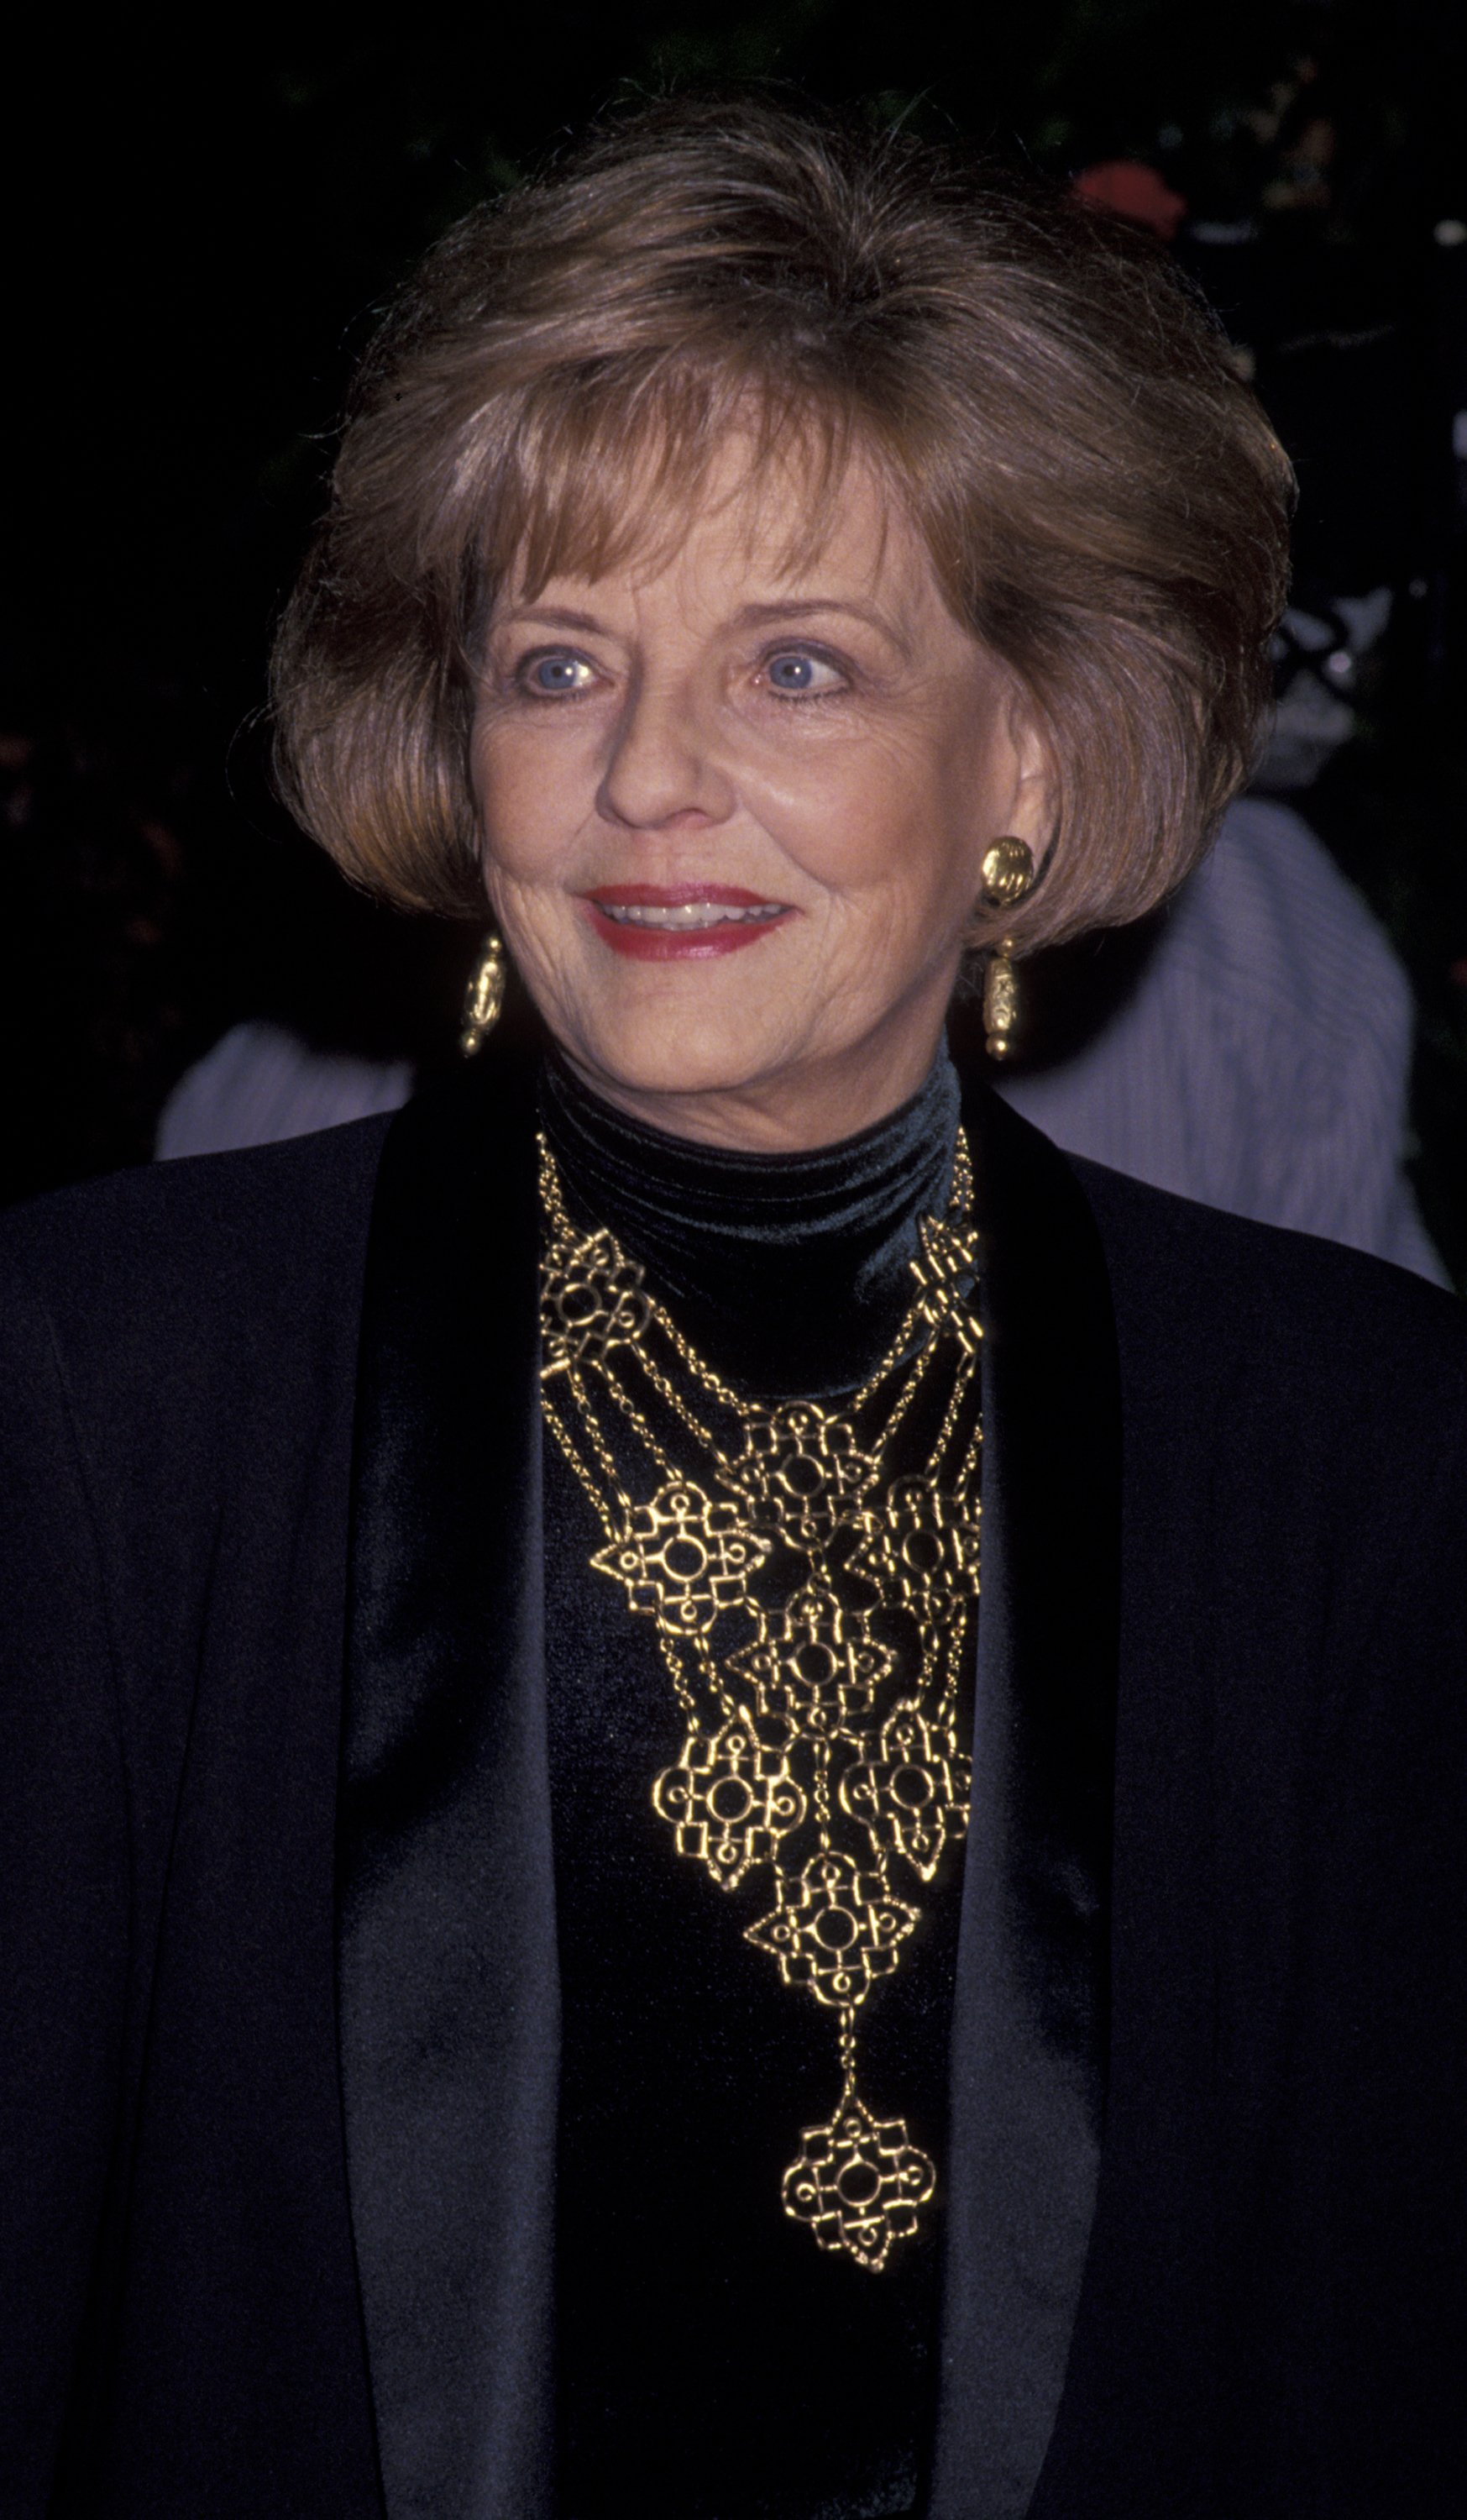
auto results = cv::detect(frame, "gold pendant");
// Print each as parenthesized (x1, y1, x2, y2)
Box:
(840, 1708, 971, 1883)
(589, 1478, 770, 1635)
(652, 1718, 806, 1892)
(725, 1578, 893, 1740)
(721, 1401, 870, 1547)
(783, 2089, 936, 2272)
(744, 1851, 918, 2008)
(852, 1474, 982, 1625)
(540, 1224, 652, 1374)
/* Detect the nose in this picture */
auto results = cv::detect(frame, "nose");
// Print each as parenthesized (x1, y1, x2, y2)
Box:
(597, 675, 736, 833)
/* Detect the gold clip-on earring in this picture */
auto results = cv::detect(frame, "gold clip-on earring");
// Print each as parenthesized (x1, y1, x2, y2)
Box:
(459, 931, 507, 1057)
(977, 837, 1035, 1061)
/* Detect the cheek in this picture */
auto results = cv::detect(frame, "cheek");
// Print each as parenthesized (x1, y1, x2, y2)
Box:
(469, 719, 592, 880)
(754, 733, 977, 915)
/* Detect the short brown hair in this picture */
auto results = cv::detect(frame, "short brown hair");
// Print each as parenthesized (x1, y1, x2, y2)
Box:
(271, 97, 1291, 948)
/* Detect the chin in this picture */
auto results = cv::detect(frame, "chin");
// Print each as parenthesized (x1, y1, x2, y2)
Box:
(570, 1007, 802, 1106)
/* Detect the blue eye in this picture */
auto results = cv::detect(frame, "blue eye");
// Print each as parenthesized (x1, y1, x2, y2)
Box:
(523, 652, 595, 696)
(766, 650, 841, 696)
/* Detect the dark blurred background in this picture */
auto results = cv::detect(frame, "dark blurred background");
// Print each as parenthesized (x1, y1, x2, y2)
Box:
(5, 2, 1466, 1269)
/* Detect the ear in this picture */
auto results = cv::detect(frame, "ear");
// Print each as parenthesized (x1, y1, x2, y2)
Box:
(960, 682, 1057, 950)
(1000, 681, 1057, 861)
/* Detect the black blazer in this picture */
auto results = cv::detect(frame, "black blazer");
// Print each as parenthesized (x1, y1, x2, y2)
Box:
(2, 1047, 1464, 2520)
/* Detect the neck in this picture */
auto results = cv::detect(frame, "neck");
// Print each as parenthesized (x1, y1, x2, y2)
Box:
(556, 1000, 956, 1156)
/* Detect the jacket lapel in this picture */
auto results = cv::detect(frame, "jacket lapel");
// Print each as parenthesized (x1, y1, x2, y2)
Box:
(929, 1086, 1121, 2518)
(338, 1044, 558, 2520)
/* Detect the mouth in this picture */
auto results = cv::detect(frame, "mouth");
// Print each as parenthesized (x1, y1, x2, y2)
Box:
(582, 883, 797, 960)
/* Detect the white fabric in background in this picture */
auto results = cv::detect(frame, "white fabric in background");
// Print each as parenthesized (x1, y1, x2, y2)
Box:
(155, 1021, 412, 1159)
(998, 796, 1448, 1285)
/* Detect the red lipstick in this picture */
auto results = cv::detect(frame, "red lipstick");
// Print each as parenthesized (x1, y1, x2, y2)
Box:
(583, 882, 796, 960)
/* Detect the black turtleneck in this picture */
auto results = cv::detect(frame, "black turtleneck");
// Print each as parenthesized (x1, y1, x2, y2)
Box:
(539, 1051, 962, 1399)
(542, 1054, 969, 2520)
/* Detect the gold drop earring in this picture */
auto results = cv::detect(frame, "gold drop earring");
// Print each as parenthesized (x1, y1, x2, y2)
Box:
(459, 930, 507, 1056)
(977, 837, 1035, 1061)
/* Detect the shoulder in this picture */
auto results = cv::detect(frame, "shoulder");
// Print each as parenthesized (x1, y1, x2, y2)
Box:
(0, 1116, 393, 1403)
(1071, 1151, 1467, 1488)
(1069, 1158, 1467, 1895)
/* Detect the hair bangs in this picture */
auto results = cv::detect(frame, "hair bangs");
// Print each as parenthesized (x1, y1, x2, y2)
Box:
(479, 358, 884, 613)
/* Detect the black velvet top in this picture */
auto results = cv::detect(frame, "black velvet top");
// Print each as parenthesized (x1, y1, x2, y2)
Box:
(541, 1054, 969, 2520)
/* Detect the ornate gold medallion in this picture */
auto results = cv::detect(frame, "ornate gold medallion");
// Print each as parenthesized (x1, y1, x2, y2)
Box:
(783, 2092, 937, 2274)
(746, 1849, 919, 2005)
(538, 1129, 982, 2271)
(652, 1718, 806, 1890)
(589, 1476, 771, 1632)
(726, 1580, 894, 1739)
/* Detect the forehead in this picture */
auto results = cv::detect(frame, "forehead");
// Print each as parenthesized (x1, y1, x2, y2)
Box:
(495, 402, 932, 614)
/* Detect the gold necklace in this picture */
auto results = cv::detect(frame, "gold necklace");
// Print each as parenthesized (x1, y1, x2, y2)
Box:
(537, 1130, 982, 2272)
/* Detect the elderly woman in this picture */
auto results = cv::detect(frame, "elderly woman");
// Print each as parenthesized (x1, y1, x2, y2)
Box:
(2, 99, 1463, 2520)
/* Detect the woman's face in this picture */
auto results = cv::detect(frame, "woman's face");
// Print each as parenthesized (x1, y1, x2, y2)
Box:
(471, 438, 1050, 1149)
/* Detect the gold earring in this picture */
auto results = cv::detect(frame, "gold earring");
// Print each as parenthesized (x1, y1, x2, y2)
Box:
(977, 837, 1035, 1063)
(459, 931, 507, 1057)
(983, 944, 1021, 1060)
(979, 836, 1036, 912)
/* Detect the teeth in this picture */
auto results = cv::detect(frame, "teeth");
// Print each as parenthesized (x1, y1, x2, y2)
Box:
(597, 900, 786, 928)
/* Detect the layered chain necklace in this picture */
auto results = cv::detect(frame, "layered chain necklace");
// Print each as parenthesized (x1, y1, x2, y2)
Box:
(537, 1126, 983, 2273)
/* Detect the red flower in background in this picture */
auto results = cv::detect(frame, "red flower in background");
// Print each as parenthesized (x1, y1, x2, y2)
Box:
(1072, 160, 1187, 241)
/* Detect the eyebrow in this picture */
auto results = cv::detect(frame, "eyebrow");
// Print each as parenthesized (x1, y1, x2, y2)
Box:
(492, 596, 914, 655)
(491, 606, 608, 638)
(731, 599, 913, 657)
